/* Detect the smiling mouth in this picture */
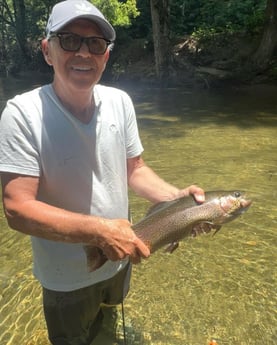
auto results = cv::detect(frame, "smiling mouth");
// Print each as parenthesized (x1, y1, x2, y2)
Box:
(72, 66, 93, 72)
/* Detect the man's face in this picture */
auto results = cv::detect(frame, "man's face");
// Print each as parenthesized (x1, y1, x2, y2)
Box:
(42, 19, 110, 92)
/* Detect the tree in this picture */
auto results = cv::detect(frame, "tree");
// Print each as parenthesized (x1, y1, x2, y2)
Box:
(0, 0, 30, 63)
(252, 0, 277, 69)
(0, 0, 139, 73)
(150, 0, 171, 81)
(0, 0, 55, 72)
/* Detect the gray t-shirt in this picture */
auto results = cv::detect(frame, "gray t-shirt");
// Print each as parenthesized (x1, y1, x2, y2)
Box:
(0, 84, 143, 291)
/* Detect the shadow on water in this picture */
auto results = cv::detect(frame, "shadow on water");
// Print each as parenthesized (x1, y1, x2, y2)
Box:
(1, 76, 277, 345)
(130, 84, 277, 131)
(0, 74, 52, 113)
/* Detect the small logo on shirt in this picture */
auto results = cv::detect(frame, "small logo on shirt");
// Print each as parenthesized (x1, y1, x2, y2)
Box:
(109, 124, 117, 132)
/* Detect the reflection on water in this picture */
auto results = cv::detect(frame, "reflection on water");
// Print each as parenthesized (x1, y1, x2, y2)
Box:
(0, 78, 276, 345)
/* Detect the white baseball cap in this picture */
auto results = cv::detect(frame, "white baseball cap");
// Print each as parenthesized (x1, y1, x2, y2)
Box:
(46, 0, 116, 41)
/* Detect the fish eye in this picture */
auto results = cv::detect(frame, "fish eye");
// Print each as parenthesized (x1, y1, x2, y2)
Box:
(233, 191, 241, 198)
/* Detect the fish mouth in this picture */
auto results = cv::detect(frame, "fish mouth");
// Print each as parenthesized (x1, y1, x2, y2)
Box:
(240, 198, 252, 212)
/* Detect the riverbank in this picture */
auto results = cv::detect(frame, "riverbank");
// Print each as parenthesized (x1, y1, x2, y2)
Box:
(1, 30, 277, 104)
(108, 32, 277, 88)
(2, 31, 277, 90)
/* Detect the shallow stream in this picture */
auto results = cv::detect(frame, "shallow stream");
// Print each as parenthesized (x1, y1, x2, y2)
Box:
(0, 78, 276, 344)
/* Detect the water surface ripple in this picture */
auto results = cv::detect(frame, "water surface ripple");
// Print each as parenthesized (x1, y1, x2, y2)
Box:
(0, 81, 276, 345)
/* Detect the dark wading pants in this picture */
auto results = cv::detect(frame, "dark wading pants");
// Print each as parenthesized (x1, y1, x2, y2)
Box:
(43, 263, 131, 345)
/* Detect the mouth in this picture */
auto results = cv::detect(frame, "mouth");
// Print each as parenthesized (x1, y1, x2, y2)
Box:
(71, 66, 93, 72)
(240, 198, 252, 209)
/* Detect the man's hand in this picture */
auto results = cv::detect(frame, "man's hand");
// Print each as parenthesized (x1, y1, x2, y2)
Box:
(176, 184, 205, 203)
(94, 218, 150, 264)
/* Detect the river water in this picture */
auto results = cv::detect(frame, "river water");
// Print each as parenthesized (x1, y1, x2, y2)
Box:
(0, 76, 276, 345)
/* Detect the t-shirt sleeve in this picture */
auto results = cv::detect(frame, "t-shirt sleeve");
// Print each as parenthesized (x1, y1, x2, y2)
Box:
(122, 92, 144, 158)
(0, 98, 41, 176)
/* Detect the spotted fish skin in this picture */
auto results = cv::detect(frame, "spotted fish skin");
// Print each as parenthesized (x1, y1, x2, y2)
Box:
(132, 190, 251, 252)
(84, 190, 252, 271)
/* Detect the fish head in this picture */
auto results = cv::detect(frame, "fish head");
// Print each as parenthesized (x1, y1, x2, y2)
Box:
(218, 191, 252, 222)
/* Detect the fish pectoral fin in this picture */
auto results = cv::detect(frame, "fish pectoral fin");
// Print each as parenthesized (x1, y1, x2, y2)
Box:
(164, 241, 179, 253)
(191, 222, 223, 237)
(212, 225, 222, 236)
(83, 245, 108, 272)
(202, 222, 221, 236)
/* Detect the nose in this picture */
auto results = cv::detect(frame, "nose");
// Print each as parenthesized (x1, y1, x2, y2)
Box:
(75, 41, 91, 57)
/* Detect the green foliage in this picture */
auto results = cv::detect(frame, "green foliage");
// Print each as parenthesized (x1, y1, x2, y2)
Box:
(0, 0, 140, 73)
(170, 0, 267, 36)
(268, 66, 277, 80)
(170, 0, 202, 34)
(198, 0, 266, 33)
(0, 0, 271, 75)
(92, 0, 139, 26)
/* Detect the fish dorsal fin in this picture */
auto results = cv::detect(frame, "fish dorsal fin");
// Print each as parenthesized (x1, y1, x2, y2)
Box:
(146, 199, 178, 217)
(145, 194, 197, 217)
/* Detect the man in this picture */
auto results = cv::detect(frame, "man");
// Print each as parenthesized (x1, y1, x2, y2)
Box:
(0, 1, 205, 344)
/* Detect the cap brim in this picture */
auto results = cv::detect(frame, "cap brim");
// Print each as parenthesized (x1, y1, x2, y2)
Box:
(49, 15, 116, 41)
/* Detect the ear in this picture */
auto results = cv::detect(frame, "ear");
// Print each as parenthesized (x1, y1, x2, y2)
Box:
(104, 49, 110, 63)
(41, 39, 53, 66)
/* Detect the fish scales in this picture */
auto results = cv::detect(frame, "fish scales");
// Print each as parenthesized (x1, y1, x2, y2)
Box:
(84, 190, 252, 271)
(132, 196, 225, 251)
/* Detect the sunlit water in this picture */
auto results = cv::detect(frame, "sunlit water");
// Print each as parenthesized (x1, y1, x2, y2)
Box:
(0, 77, 276, 345)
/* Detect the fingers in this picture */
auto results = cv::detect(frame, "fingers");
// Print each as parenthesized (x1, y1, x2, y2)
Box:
(179, 184, 205, 203)
(190, 185, 205, 203)
(102, 240, 149, 265)
(134, 236, 151, 258)
(98, 219, 150, 265)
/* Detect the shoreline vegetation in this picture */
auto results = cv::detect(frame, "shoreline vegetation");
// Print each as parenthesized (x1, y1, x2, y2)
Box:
(2, 31, 277, 91)
(1, 1, 276, 89)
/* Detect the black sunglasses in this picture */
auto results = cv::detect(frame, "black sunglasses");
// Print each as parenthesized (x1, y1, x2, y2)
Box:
(49, 32, 112, 55)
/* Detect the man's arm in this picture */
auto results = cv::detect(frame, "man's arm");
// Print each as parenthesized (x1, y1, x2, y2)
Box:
(1, 172, 150, 263)
(127, 155, 205, 203)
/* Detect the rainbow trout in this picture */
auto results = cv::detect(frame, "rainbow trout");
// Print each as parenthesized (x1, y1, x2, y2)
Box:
(84, 190, 251, 271)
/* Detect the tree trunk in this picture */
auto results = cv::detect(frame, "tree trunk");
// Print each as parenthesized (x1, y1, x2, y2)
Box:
(150, 0, 171, 82)
(13, 0, 31, 63)
(252, 0, 277, 69)
(0, 0, 31, 65)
